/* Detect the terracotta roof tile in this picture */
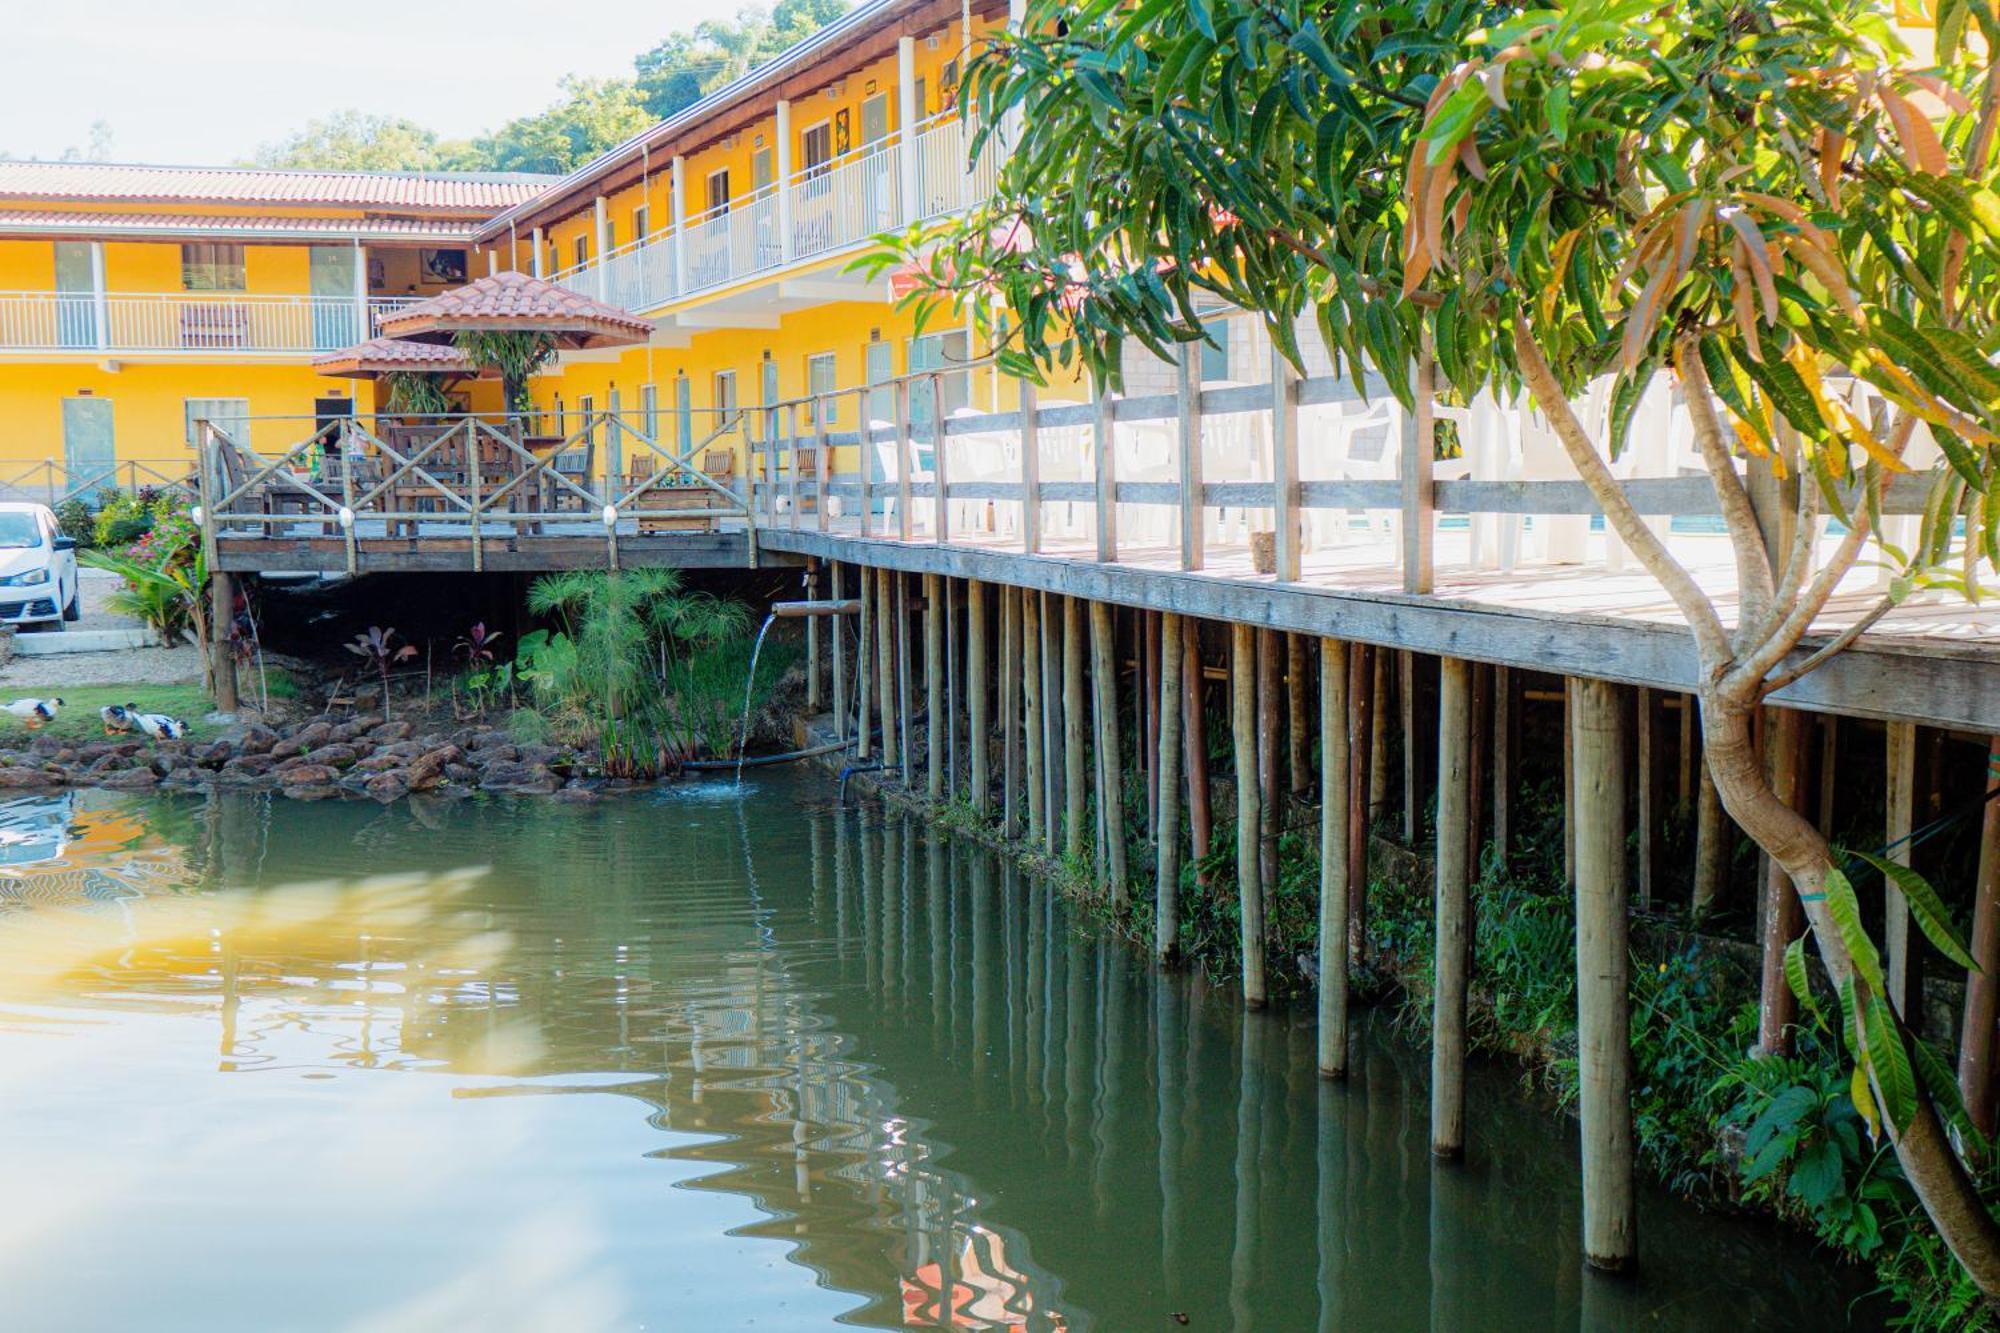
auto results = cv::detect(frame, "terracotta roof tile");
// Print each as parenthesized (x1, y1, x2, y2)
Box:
(377, 270, 654, 347)
(313, 337, 477, 377)
(0, 162, 551, 213)
(0, 209, 483, 242)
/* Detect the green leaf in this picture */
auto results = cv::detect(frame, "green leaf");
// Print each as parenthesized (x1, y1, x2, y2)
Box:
(1862, 994, 1917, 1132)
(1910, 1033, 1991, 1158)
(1787, 1137, 1845, 1209)
(1851, 849, 1978, 971)
(1784, 935, 1821, 1021)
(1822, 866, 1886, 996)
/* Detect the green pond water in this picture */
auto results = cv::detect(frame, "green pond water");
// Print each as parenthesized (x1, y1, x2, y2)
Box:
(0, 778, 1875, 1331)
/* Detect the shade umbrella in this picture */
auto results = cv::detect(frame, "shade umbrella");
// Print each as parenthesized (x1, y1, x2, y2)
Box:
(311, 336, 480, 379)
(373, 269, 654, 350)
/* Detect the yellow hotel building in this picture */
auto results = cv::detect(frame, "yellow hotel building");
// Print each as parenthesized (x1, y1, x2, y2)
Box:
(0, 0, 1011, 498)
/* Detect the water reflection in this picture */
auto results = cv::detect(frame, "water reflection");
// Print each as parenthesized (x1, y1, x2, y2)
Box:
(0, 786, 1873, 1331)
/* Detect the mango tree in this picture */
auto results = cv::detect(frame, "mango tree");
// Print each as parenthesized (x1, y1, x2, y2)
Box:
(873, 0, 2000, 1295)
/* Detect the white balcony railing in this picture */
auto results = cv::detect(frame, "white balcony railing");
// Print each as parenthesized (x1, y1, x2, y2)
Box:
(0, 293, 421, 355)
(545, 111, 1001, 315)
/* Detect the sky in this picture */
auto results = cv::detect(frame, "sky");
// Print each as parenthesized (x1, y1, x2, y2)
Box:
(1, 0, 748, 167)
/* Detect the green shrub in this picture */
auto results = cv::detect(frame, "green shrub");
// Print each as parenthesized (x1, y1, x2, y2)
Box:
(54, 497, 95, 548)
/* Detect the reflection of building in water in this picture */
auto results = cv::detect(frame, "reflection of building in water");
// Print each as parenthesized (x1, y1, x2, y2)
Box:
(0, 792, 189, 900)
(902, 1227, 1069, 1331)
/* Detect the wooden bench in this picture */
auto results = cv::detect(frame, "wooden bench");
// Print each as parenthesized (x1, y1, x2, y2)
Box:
(624, 449, 735, 533)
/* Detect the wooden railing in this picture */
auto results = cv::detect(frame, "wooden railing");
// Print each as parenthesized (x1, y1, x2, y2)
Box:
(193, 411, 753, 573)
(0, 458, 198, 509)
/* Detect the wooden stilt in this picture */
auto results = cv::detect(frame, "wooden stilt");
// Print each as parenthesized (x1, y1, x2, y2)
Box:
(924, 573, 943, 801)
(1635, 687, 1659, 911)
(1433, 657, 1473, 1157)
(968, 580, 989, 817)
(1232, 623, 1267, 1007)
(1319, 637, 1351, 1078)
(1023, 589, 1045, 845)
(1400, 650, 1421, 844)
(1368, 649, 1391, 825)
(1678, 692, 1696, 815)
(1184, 623, 1213, 887)
(831, 563, 847, 741)
(1145, 610, 1162, 837)
(1288, 633, 1311, 796)
(1064, 596, 1088, 865)
(1348, 644, 1376, 962)
(1693, 755, 1728, 917)
(1467, 663, 1488, 884)
(1002, 586, 1021, 835)
(1041, 591, 1061, 854)
(806, 560, 821, 713)
(1155, 613, 1185, 963)
(1563, 684, 1577, 885)
(1090, 599, 1128, 909)
(1959, 736, 2000, 1138)
(1257, 626, 1281, 915)
(1572, 675, 1635, 1271)
(209, 569, 238, 712)
(1885, 721, 1920, 1016)
(1817, 716, 1839, 834)
(946, 577, 959, 797)
(1492, 665, 1512, 868)
(896, 572, 913, 788)
(1756, 706, 1809, 1055)
(876, 566, 897, 770)
(856, 567, 874, 762)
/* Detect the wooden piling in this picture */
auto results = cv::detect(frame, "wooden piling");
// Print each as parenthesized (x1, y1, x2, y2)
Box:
(831, 563, 847, 741)
(1288, 634, 1310, 796)
(1144, 610, 1161, 836)
(1959, 735, 2000, 1138)
(1183, 623, 1213, 884)
(1563, 685, 1576, 884)
(1319, 637, 1351, 1078)
(1400, 650, 1421, 844)
(856, 567, 874, 762)
(1757, 706, 1809, 1055)
(1090, 599, 1128, 909)
(925, 573, 943, 801)
(1885, 721, 1920, 1016)
(1064, 595, 1088, 864)
(1492, 665, 1512, 867)
(896, 572, 914, 787)
(1155, 613, 1185, 963)
(1635, 687, 1658, 910)
(1232, 623, 1267, 1007)
(876, 566, 897, 770)
(1002, 586, 1021, 835)
(1693, 759, 1728, 917)
(1348, 645, 1376, 961)
(1368, 649, 1391, 825)
(1041, 591, 1061, 853)
(1257, 626, 1281, 913)
(1024, 589, 1045, 844)
(806, 560, 821, 713)
(968, 580, 990, 817)
(1572, 676, 1635, 1271)
(1433, 656, 1473, 1157)
(209, 569, 239, 712)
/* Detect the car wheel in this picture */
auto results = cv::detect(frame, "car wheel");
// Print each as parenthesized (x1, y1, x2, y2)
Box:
(63, 585, 79, 623)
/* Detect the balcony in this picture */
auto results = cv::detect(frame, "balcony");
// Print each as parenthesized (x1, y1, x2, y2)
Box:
(0, 293, 423, 356)
(549, 111, 1001, 316)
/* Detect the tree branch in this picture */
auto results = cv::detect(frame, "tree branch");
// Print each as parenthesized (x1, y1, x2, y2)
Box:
(1726, 507, 1874, 697)
(1758, 588, 1901, 698)
(1512, 313, 1734, 668)
(1675, 336, 1777, 635)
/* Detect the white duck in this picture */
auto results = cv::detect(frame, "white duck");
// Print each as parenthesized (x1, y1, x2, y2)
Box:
(5, 697, 63, 729)
(100, 704, 135, 735)
(133, 712, 187, 741)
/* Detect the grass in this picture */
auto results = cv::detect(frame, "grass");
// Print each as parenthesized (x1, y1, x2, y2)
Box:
(0, 673, 297, 746)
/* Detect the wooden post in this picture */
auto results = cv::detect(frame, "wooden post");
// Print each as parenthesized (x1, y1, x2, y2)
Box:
(1572, 676, 1634, 1271)
(1693, 757, 1728, 916)
(1678, 693, 1697, 813)
(1019, 378, 1041, 554)
(1176, 344, 1205, 571)
(806, 562, 823, 713)
(1023, 589, 1045, 844)
(1401, 338, 1436, 594)
(1155, 613, 1185, 962)
(1369, 649, 1391, 825)
(925, 573, 943, 801)
(1757, 706, 1809, 1056)
(1271, 344, 1302, 582)
(1467, 663, 1489, 884)
(1041, 591, 1061, 854)
(1090, 599, 1129, 909)
(1287, 634, 1310, 796)
(1064, 596, 1088, 864)
(895, 378, 914, 542)
(1492, 665, 1512, 868)
(832, 563, 848, 741)
(209, 569, 239, 712)
(1885, 721, 1920, 1016)
(1635, 687, 1658, 910)
(945, 576, 959, 795)
(1319, 637, 1351, 1078)
(1433, 657, 1473, 1157)
(1144, 610, 1161, 836)
(1959, 736, 2000, 1138)
(876, 566, 898, 770)
(1232, 623, 1266, 1007)
(1348, 644, 1376, 961)
(1094, 370, 1118, 562)
(968, 579, 990, 817)
(1564, 685, 1577, 884)
(1183, 622, 1213, 886)
(856, 566, 874, 762)
(1257, 627, 1281, 912)
(896, 572, 914, 788)
(1400, 650, 1421, 845)
(1002, 586, 1021, 835)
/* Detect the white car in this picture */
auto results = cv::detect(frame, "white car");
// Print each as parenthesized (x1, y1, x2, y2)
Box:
(0, 503, 79, 629)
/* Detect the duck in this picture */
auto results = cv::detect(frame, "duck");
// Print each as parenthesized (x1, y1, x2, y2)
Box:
(4, 698, 63, 728)
(133, 711, 187, 741)
(99, 704, 134, 736)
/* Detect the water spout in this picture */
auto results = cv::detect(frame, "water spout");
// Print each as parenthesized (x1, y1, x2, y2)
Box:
(734, 612, 779, 788)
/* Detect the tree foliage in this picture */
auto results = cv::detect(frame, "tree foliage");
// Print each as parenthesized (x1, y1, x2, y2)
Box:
(248, 112, 459, 172)
(635, 0, 853, 119)
(461, 76, 655, 176)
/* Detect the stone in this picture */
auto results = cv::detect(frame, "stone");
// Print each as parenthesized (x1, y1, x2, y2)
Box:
(224, 753, 277, 776)
(238, 724, 280, 755)
(271, 722, 333, 759)
(98, 768, 159, 789)
(444, 762, 479, 784)
(303, 743, 361, 770)
(282, 783, 339, 801)
(273, 763, 338, 787)
(477, 761, 560, 795)
(194, 740, 234, 769)
(368, 720, 415, 743)
(0, 766, 55, 788)
(363, 771, 409, 802)
(470, 744, 521, 767)
(351, 752, 403, 774)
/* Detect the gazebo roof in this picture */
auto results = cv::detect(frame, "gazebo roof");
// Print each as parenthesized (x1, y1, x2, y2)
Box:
(312, 337, 479, 379)
(374, 269, 654, 349)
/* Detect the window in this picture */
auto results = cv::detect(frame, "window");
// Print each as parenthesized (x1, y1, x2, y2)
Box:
(632, 206, 649, 243)
(714, 371, 739, 428)
(807, 352, 839, 425)
(604, 219, 617, 254)
(760, 356, 781, 442)
(801, 123, 833, 177)
(1200, 316, 1232, 383)
(183, 397, 250, 447)
(572, 235, 589, 271)
(675, 375, 693, 451)
(706, 169, 731, 215)
(909, 330, 971, 427)
(181, 244, 245, 292)
(865, 338, 895, 425)
(640, 383, 659, 442)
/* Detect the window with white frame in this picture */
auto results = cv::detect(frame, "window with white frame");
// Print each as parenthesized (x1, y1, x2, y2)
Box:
(714, 370, 739, 429)
(908, 330, 970, 427)
(706, 170, 731, 214)
(632, 206, 649, 243)
(183, 397, 250, 447)
(807, 352, 839, 425)
(801, 123, 833, 177)
(180, 244, 245, 292)
(572, 235, 589, 270)
(640, 383, 659, 443)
